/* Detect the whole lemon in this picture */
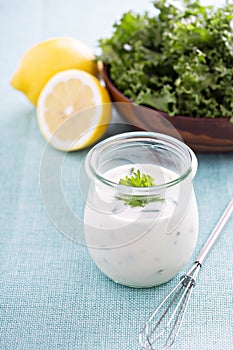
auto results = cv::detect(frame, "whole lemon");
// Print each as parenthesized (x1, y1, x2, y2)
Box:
(10, 37, 98, 105)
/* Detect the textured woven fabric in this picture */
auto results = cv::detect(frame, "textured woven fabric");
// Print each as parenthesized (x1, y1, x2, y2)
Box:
(0, 1, 232, 349)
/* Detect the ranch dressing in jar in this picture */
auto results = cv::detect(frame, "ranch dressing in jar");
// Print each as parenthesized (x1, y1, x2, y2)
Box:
(84, 132, 198, 288)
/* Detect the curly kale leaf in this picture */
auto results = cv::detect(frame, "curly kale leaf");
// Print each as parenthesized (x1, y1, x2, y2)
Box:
(98, 0, 233, 121)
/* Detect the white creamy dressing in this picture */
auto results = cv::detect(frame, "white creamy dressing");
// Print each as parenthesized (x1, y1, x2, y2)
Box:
(84, 164, 198, 287)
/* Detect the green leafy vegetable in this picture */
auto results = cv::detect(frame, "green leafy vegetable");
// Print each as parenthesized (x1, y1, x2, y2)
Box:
(118, 168, 162, 207)
(98, 0, 233, 122)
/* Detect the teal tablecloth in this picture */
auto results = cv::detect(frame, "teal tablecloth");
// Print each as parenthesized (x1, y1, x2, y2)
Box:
(1, 1, 232, 349)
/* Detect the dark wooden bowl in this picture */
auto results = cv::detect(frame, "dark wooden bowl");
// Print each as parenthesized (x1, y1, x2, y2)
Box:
(100, 65, 233, 152)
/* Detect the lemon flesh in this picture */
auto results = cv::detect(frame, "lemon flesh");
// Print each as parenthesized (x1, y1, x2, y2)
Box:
(11, 37, 98, 105)
(37, 69, 111, 151)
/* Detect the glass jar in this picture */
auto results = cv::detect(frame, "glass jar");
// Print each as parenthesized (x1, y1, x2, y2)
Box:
(84, 131, 198, 288)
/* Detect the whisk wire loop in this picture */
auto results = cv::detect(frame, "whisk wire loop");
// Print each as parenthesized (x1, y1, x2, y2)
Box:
(139, 263, 201, 350)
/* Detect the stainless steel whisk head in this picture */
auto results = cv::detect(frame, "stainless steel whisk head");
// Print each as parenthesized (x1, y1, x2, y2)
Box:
(139, 198, 233, 350)
(139, 262, 201, 350)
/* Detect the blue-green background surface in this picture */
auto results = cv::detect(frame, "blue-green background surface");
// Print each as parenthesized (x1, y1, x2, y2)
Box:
(0, 1, 232, 349)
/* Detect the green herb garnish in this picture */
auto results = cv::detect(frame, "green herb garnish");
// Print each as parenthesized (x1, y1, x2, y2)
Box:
(98, 0, 233, 122)
(118, 168, 162, 207)
(119, 168, 155, 187)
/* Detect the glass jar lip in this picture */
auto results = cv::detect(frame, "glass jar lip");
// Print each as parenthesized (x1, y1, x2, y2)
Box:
(85, 131, 196, 193)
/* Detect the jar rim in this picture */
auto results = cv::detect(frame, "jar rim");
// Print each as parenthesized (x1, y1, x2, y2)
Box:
(85, 131, 196, 194)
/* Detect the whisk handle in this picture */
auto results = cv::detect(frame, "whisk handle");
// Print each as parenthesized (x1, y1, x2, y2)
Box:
(195, 198, 233, 266)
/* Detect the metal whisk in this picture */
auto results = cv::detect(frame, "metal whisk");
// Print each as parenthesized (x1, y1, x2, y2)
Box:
(139, 198, 233, 350)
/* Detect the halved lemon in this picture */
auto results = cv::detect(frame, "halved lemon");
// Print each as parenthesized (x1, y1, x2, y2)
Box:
(37, 69, 112, 151)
